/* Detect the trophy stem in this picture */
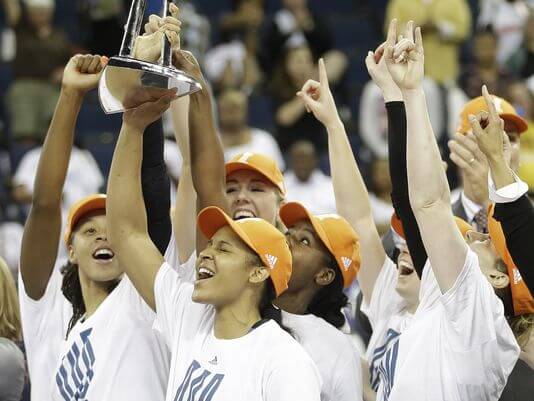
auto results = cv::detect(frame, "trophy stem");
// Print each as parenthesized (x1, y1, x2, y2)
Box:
(160, 0, 173, 67)
(119, 0, 147, 57)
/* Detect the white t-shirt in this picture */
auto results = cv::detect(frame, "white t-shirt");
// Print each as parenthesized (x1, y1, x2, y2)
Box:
(284, 170, 337, 215)
(154, 262, 322, 401)
(223, 128, 286, 171)
(281, 311, 363, 401)
(365, 251, 519, 401)
(19, 267, 169, 401)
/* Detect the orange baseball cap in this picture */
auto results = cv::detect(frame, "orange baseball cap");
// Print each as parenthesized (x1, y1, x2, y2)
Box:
(488, 205, 534, 315)
(225, 152, 286, 195)
(279, 202, 360, 288)
(390, 213, 472, 240)
(197, 206, 292, 296)
(457, 95, 528, 135)
(64, 194, 107, 245)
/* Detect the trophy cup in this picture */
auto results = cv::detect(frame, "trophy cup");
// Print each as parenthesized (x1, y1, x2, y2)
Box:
(98, 0, 202, 114)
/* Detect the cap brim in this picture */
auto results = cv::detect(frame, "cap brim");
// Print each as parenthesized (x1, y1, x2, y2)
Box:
(65, 195, 106, 244)
(225, 161, 285, 194)
(279, 202, 333, 256)
(197, 206, 257, 253)
(501, 114, 528, 134)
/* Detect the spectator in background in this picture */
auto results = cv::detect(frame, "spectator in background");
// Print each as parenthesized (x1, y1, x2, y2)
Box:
(0, 257, 25, 401)
(80, 0, 124, 58)
(204, 0, 262, 92)
(459, 26, 515, 99)
(478, 0, 529, 66)
(261, 0, 347, 84)
(507, 12, 534, 80)
(271, 45, 327, 153)
(217, 88, 285, 169)
(7, 0, 72, 144)
(386, 0, 471, 84)
(177, 0, 210, 66)
(11, 137, 103, 217)
(284, 140, 336, 214)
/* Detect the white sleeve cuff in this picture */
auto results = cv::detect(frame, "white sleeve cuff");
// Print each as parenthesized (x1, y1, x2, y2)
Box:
(488, 171, 529, 203)
(436, 21, 456, 39)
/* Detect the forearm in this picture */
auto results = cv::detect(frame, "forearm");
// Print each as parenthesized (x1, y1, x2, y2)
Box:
(33, 88, 84, 208)
(189, 90, 226, 209)
(275, 98, 306, 126)
(403, 89, 450, 208)
(387, 101, 427, 275)
(494, 196, 534, 293)
(141, 119, 171, 254)
(327, 118, 385, 302)
(488, 156, 516, 190)
(171, 96, 197, 262)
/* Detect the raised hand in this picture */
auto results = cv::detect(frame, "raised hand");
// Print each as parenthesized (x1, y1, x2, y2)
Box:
(384, 19, 424, 91)
(470, 85, 512, 167)
(123, 87, 178, 130)
(133, 3, 181, 63)
(296, 58, 340, 127)
(364, 42, 402, 102)
(62, 54, 108, 94)
(173, 49, 207, 88)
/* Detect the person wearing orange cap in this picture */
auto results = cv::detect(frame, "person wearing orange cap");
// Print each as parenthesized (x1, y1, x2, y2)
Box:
(470, 87, 534, 373)
(448, 85, 528, 233)
(15, 46, 183, 401)
(106, 107, 322, 399)
(384, 21, 519, 401)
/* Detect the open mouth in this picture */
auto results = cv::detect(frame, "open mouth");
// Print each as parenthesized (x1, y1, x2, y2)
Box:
(398, 261, 414, 276)
(233, 208, 256, 220)
(92, 247, 115, 262)
(197, 266, 215, 281)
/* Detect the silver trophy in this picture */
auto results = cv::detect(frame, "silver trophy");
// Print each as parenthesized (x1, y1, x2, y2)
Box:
(98, 0, 202, 114)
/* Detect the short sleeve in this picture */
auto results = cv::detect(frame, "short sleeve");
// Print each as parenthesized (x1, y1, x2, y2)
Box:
(439, 250, 514, 349)
(18, 266, 71, 341)
(264, 349, 321, 401)
(153, 262, 200, 345)
(361, 257, 404, 329)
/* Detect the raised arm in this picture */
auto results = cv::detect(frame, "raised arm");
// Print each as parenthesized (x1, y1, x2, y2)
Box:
(173, 50, 228, 253)
(107, 90, 177, 310)
(385, 20, 467, 292)
(170, 95, 198, 263)
(297, 59, 386, 303)
(20, 55, 106, 299)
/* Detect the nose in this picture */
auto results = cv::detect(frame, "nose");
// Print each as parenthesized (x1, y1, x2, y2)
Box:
(96, 233, 108, 242)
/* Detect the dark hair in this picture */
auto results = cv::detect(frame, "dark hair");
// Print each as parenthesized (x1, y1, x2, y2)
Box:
(475, 25, 497, 39)
(307, 254, 348, 329)
(61, 261, 85, 337)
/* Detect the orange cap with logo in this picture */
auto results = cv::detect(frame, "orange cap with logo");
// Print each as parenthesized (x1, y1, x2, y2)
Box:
(64, 194, 107, 245)
(225, 152, 286, 195)
(390, 212, 472, 240)
(457, 95, 528, 135)
(487, 204, 534, 315)
(197, 206, 292, 296)
(279, 202, 360, 288)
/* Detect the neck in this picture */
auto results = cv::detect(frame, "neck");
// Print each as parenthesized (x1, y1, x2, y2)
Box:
(221, 127, 250, 147)
(80, 278, 114, 318)
(405, 299, 419, 314)
(274, 286, 317, 315)
(214, 294, 262, 339)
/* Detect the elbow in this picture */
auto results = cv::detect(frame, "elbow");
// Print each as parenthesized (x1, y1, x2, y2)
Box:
(275, 110, 293, 127)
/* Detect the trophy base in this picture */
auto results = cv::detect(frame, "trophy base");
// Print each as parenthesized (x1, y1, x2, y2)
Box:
(98, 56, 202, 114)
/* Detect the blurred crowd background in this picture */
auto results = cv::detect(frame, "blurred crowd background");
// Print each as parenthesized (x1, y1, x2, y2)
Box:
(1, 0, 534, 281)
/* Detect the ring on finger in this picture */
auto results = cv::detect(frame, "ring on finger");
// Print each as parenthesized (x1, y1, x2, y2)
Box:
(468, 157, 476, 164)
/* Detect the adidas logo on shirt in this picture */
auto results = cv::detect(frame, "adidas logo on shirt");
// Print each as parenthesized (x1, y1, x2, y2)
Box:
(341, 257, 352, 270)
(265, 254, 278, 269)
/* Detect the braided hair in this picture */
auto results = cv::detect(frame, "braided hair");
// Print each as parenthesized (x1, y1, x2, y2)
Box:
(60, 261, 85, 337)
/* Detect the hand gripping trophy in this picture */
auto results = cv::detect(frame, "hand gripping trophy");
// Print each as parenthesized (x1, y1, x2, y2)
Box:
(98, 0, 201, 114)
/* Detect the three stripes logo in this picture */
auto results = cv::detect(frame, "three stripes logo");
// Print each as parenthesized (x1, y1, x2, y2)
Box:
(265, 254, 278, 269)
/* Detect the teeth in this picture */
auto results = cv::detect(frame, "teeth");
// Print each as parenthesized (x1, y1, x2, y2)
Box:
(95, 249, 114, 257)
(234, 210, 254, 219)
(198, 267, 214, 277)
